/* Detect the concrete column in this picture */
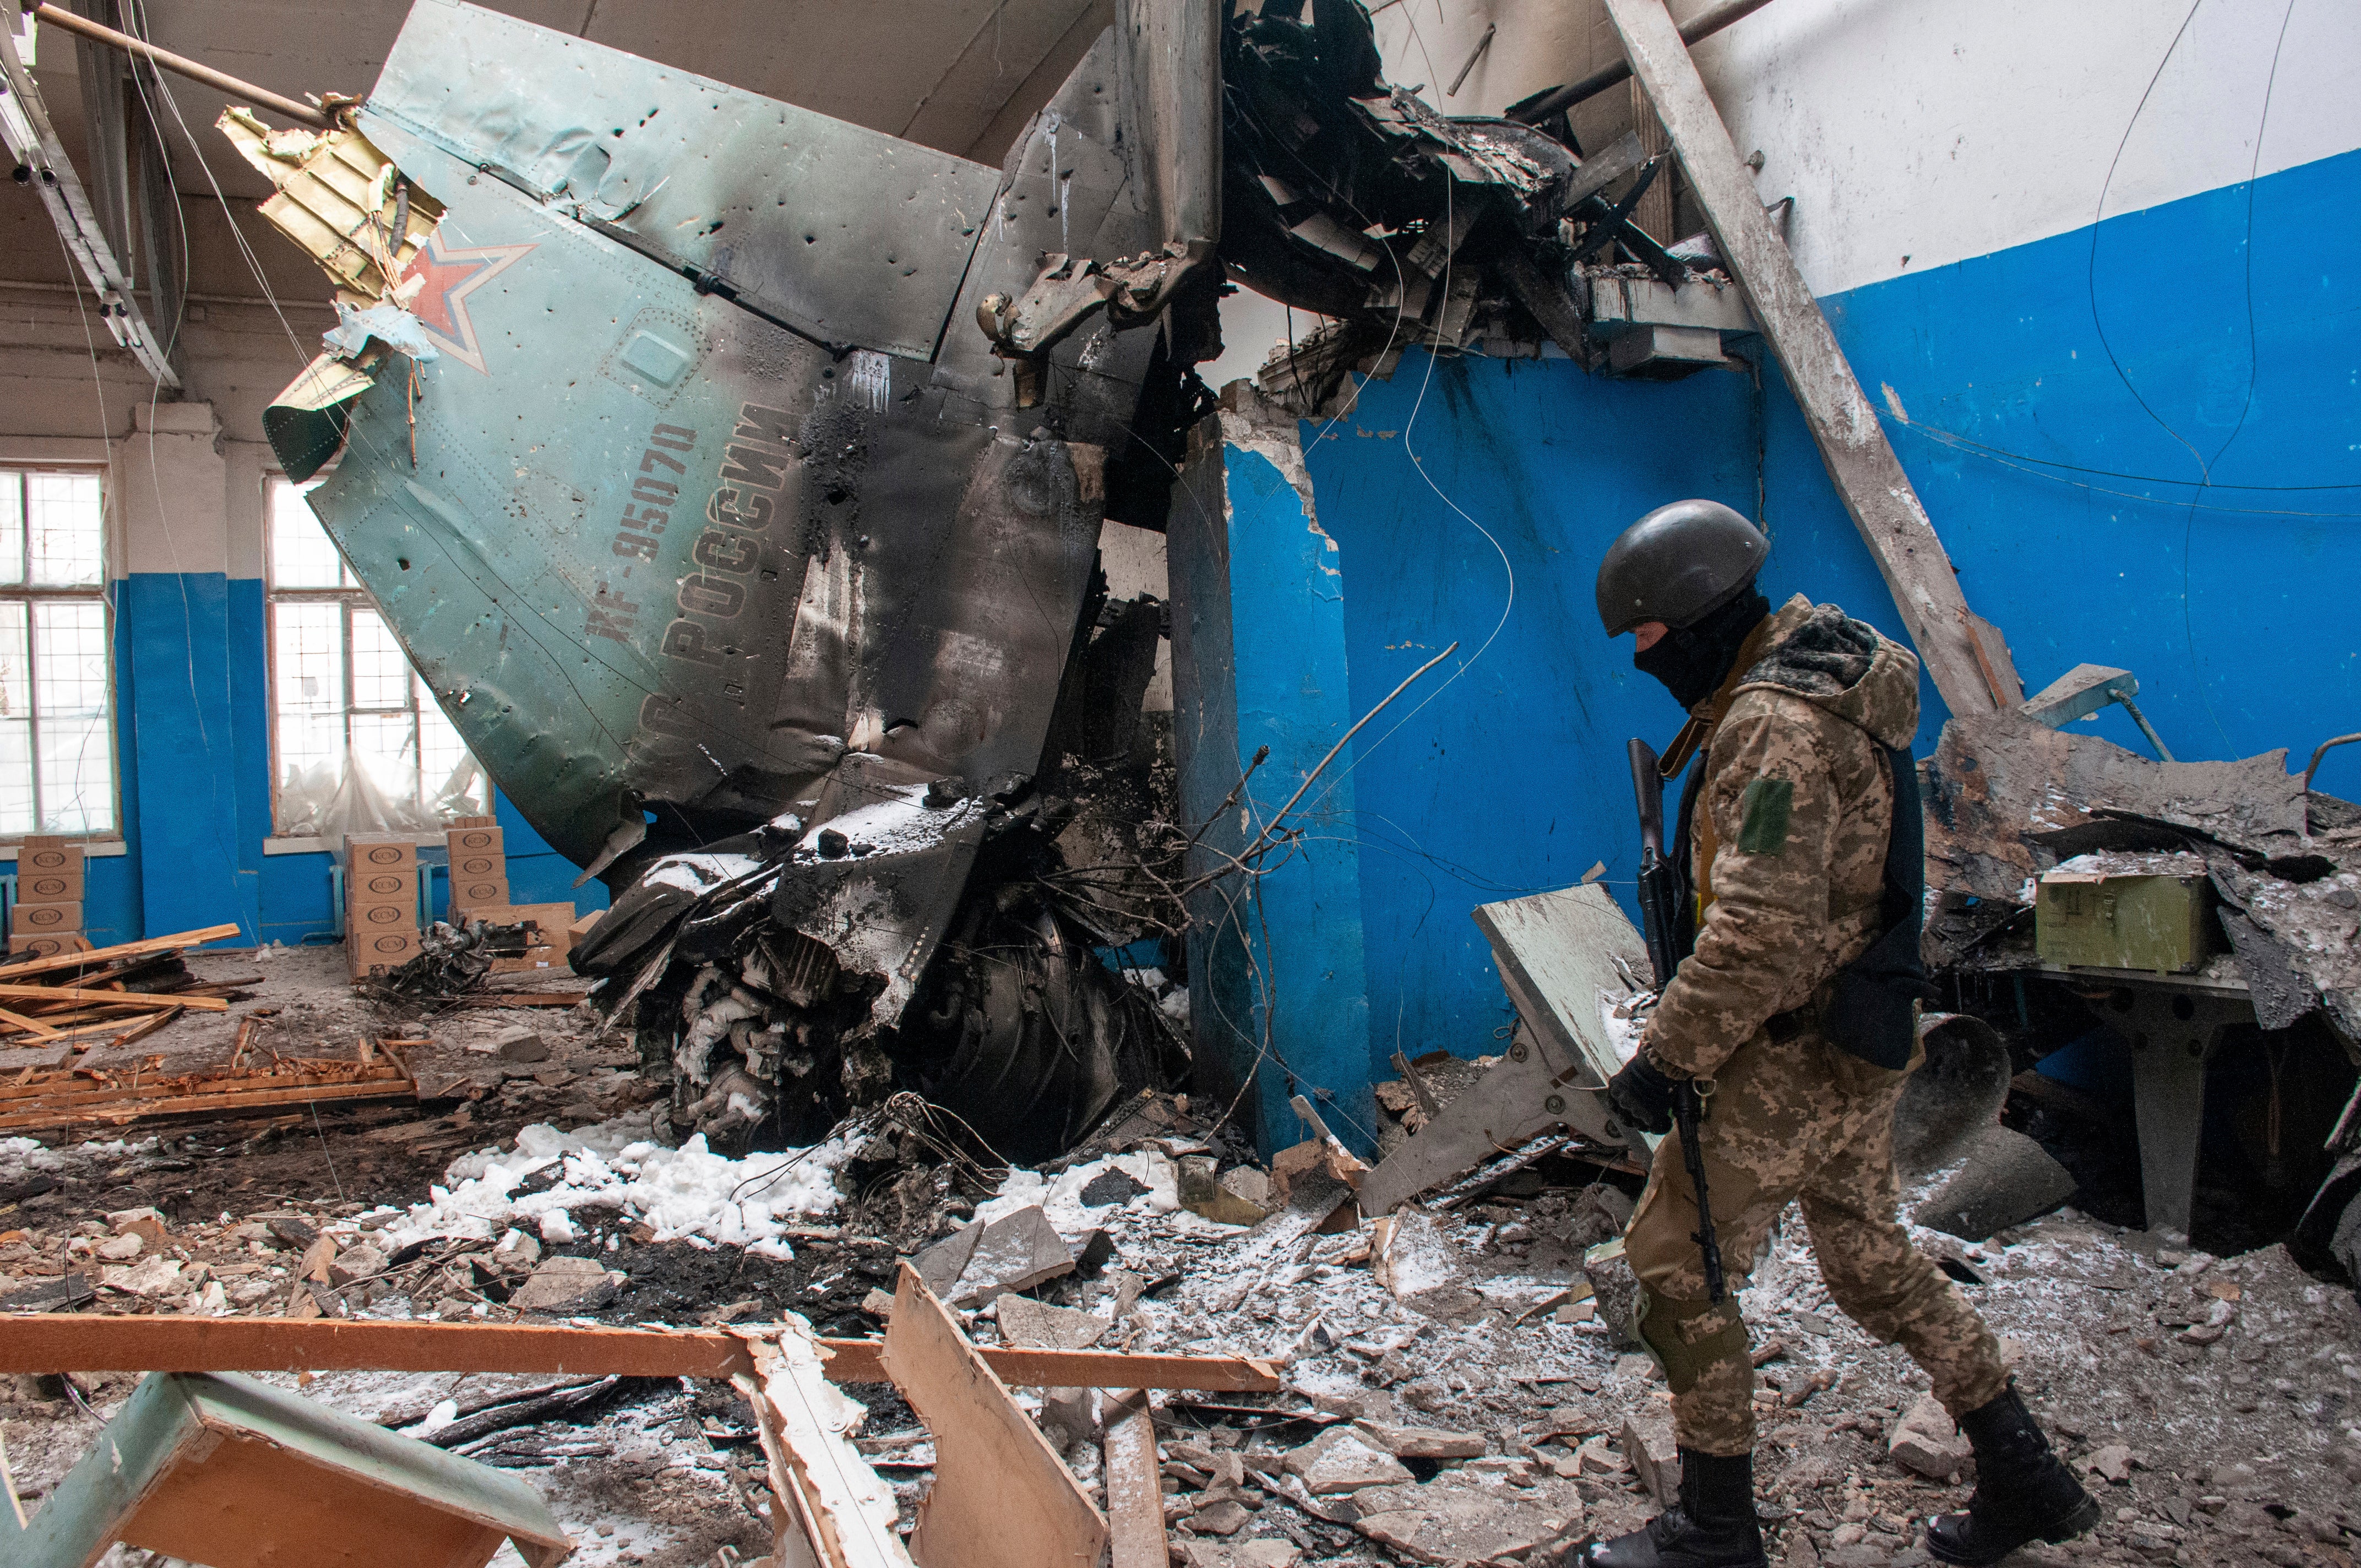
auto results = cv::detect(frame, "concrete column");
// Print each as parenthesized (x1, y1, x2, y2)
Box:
(1168, 391, 1376, 1156)
(115, 400, 256, 943)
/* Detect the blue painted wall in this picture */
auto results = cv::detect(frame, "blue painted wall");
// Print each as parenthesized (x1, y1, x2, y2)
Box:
(1285, 144, 2361, 1075)
(72, 570, 605, 954)
(1172, 433, 1379, 1155)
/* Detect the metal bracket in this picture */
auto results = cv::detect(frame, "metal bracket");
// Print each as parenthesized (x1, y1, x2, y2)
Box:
(2020, 663, 2173, 761)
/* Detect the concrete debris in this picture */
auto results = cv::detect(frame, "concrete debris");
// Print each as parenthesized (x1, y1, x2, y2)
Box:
(918, 1206, 1075, 1308)
(508, 1255, 625, 1314)
(995, 1293, 1111, 1352)
(1619, 1412, 1682, 1506)
(1282, 1427, 1415, 1494)
(1348, 1468, 1587, 1565)
(1886, 1393, 1970, 1480)
(1351, 1419, 1488, 1459)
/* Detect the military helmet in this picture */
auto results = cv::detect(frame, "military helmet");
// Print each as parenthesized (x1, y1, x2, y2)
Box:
(1594, 499, 1769, 636)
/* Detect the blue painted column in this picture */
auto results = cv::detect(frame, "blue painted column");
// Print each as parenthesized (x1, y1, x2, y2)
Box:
(1168, 394, 1377, 1156)
(116, 401, 256, 945)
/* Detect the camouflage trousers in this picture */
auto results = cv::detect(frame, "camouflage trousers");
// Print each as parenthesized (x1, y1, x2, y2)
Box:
(1623, 1024, 2010, 1456)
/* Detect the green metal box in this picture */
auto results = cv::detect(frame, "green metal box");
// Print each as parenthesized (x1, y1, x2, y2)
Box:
(2034, 869, 2213, 973)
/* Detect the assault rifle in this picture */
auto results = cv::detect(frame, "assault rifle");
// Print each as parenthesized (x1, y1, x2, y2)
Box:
(1627, 737, 1727, 1305)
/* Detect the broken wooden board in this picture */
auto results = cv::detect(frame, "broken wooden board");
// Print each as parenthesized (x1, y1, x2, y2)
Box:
(0, 983, 225, 1011)
(0, 924, 239, 982)
(732, 1324, 915, 1568)
(879, 1261, 1107, 1568)
(0, 1315, 1282, 1391)
(1102, 1389, 1168, 1568)
(1600, 0, 2008, 720)
(0, 1058, 415, 1133)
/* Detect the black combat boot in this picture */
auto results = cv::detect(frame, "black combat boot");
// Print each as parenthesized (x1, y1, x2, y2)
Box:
(1924, 1385, 2101, 1565)
(1575, 1449, 1767, 1568)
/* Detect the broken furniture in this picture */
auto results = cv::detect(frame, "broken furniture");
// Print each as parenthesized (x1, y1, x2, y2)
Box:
(0, 1370, 569, 1568)
(1359, 883, 1655, 1216)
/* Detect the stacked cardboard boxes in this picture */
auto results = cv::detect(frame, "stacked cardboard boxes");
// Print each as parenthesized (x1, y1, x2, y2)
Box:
(10, 836, 91, 956)
(346, 836, 422, 978)
(446, 816, 510, 911)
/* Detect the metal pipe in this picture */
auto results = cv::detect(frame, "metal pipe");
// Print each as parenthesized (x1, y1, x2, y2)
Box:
(1509, 0, 1777, 123)
(30, 3, 333, 129)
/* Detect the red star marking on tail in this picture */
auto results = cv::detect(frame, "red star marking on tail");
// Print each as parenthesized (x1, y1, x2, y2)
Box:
(396, 230, 535, 375)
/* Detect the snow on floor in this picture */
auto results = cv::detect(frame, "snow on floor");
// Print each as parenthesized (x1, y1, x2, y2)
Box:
(380, 1111, 853, 1256)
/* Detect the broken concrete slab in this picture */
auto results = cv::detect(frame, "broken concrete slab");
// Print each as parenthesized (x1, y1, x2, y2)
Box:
(99, 1255, 184, 1298)
(914, 1205, 1079, 1308)
(1190, 1499, 1253, 1536)
(327, 1243, 388, 1289)
(1912, 1122, 2077, 1242)
(1620, 1413, 1681, 1506)
(1350, 1419, 1487, 1460)
(1347, 1470, 1586, 1565)
(1176, 1541, 1301, 1568)
(508, 1255, 621, 1314)
(997, 1293, 1111, 1351)
(1283, 1426, 1414, 1494)
(1888, 1393, 1971, 1480)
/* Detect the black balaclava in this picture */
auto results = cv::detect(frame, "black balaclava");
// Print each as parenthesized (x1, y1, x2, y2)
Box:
(1633, 587, 1771, 710)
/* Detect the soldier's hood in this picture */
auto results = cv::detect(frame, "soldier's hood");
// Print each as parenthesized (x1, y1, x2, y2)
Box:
(1735, 594, 1921, 750)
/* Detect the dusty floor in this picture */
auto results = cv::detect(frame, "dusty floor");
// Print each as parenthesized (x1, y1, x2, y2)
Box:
(1, 943, 2357, 1568)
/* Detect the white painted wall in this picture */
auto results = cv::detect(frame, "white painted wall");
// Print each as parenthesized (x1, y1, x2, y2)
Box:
(1368, 0, 2361, 297)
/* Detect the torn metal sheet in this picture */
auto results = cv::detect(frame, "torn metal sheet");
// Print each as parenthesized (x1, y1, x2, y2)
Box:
(218, 107, 445, 302)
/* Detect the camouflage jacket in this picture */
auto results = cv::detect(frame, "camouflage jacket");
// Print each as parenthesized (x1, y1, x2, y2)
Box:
(1644, 595, 1921, 1080)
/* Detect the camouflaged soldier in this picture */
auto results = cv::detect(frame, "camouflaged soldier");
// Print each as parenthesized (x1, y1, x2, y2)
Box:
(1569, 500, 2098, 1568)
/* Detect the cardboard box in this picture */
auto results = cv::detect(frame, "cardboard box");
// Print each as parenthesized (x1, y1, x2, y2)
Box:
(349, 868, 417, 906)
(568, 910, 603, 943)
(8, 931, 91, 957)
(451, 847, 506, 878)
(448, 827, 504, 856)
(19, 843, 83, 876)
(14, 901, 81, 934)
(347, 901, 417, 933)
(350, 928, 422, 976)
(449, 815, 498, 829)
(347, 837, 418, 870)
(453, 876, 511, 908)
(19, 868, 85, 903)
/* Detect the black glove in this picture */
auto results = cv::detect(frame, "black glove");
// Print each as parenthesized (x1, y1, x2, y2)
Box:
(1606, 1050, 1680, 1136)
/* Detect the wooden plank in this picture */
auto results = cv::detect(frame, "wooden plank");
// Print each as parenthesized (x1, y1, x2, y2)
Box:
(880, 1262, 1106, 1568)
(1599, 0, 2008, 719)
(1102, 1390, 1168, 1568)
(0, 1315, 1283, 1392)
(0, 1063, 408, 1104)
(0, 1080, 415, 1131)
(0, 983, 225, 1011)
(0, 925, 236, 981)
(733, 1330, 917, 1568)
(0, 1006, 62, 1041)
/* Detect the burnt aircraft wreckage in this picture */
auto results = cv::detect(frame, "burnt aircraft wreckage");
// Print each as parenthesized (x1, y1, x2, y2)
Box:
(239, 0, 1706, 1158)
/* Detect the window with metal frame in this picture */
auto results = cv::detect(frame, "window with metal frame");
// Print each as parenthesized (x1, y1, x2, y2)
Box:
(0, 466, 117, 840)
(265, 476, 482, 836)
